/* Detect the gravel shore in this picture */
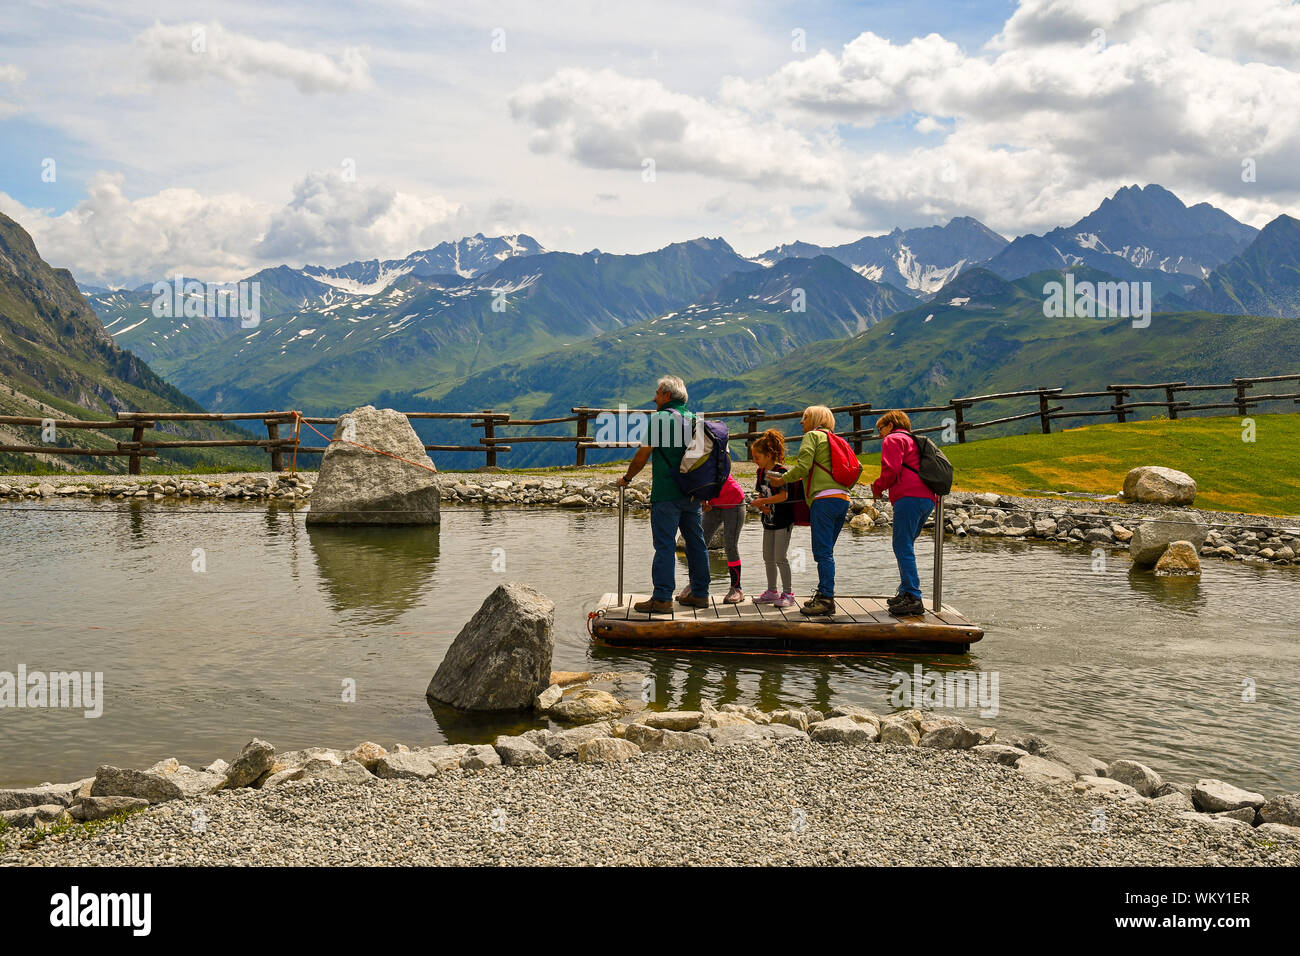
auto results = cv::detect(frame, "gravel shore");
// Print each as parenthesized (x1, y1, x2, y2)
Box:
(5, 743, 1297, 867)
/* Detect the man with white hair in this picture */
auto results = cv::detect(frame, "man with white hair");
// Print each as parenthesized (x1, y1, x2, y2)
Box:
(616, 375, 710, 613)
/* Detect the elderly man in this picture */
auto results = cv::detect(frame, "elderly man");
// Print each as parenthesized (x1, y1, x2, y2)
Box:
(617, 375, 710, 613)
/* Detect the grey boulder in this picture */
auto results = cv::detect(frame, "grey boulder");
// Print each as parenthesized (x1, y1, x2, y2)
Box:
(426, 583, 555, 711)
(222, 738, 276, 789)
(1130, 514, 1209, 566)
(1122, 466, 1197, 506)
(1191, 778, 1266, 813)
(306, 405, 440, 525)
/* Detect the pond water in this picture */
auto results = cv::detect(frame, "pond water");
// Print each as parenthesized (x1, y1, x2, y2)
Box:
(1, 501, 1297, 794)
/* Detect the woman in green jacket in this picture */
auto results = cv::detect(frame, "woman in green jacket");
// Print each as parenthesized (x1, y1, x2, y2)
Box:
(767, 405, 853, 615)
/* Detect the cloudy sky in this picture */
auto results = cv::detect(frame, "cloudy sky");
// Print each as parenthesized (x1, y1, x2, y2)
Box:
(2, 0, 1298, 287)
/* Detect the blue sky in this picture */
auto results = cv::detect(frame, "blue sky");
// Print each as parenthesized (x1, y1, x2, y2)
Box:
(1, 0, 1296, 286)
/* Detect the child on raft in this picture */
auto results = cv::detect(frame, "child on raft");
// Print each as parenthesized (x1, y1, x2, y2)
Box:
(748, 429, 801, 608)
(679, 471, 747, 603)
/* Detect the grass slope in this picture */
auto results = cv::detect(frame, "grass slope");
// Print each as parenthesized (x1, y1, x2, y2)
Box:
(854, 414, 1300, 515)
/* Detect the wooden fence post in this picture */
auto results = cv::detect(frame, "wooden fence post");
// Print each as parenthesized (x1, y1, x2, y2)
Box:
(1165, 385, 1179, 420)
(745, 409, 760, 459)
(128, 423, 144, 475)
(482, 410, 497, 469)
(267, 420, 282, 472)
(851, 406, 863, 453)
(1038, 391, 1052, 434)
(575, 409, 588, 466)
(1109, 386, 1128, 423)
(1234, 381, 1250, 416)
(952, 402, 967, 444)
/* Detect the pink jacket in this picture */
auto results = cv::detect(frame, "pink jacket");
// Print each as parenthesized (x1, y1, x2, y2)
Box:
(871, 431, 938, 503)
(708, 474, 746, 508)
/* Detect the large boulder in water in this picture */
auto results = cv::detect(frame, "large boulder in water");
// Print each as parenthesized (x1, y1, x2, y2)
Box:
(1122, 466, 1197, 506)
(306, 405, 439, 525)
(426, 583, 555, 711)
(1129, 513, 1209, 566)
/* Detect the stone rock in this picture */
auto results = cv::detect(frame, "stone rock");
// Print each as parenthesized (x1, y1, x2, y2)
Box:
(973, 727, 998, 745)
(346, 742, 387, 771)
(706, 723, 808, 748)
(1015, 755, 1076, 786)
(1151, 781, 1192, 799)
(718, 703, 771, 724)
(576, 737, 640, 763)
(222, 738, 276, 788)
(878, 717, 921, 746)
(1, 804, 70, 828)
(147, 758, 180, 774)
(411, 744, 476, 772)
(1107, 759, 1163, 796)
(549, 670, 592, 686)
(972, 744, 1029, 766)
(306, 405, 440, 525)
(768, 710, 810, 732)
(1129, 514, 1210, 566)
(1154, 541, 1201, 576)
(917, 713, 967, 736)
(0, 782, 82, 811)
(69, 795, 149, 822)
(1258, 793, 1300, 828)
(1150, 791, 1196, 811)
(1256, 823, 1300, 840)
(534, 684, 563, 712)
(91, 765, 223, 804)
(641, 710, 704, 731)
(848, 513, 874, 532)
(810, 716, 879, 745)
(1191, 778, 1266, 813)
(493, 735, 552, 766)
(550, 688, 628, 724)
(521, 729, 554, 750)
(271, 748, 345, 772)
(296, 758, 375, 786)
(920, 724, 980, 750)
(624, 724, 711, 752)
(545, 723, 617, 759)
(204, 759, 230, 775)
(1030, 740, 1107, 778)
(1175, 811, 1250, 830)
(825, 705, 880, 731)
(1212, 807, 1258, 824)
(1074, 776, 1143, 800)
(426, 583, 555, 711)
(459, 744, 502, 770)
(704, 712, 757, 728)
(1123, 466, 1197, 506)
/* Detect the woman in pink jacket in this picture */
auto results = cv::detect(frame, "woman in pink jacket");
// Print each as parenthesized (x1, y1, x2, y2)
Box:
(870, 410, 938, 618)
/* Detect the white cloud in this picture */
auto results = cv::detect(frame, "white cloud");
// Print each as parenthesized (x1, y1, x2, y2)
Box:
(135, 20, 374, 94)
(1, 171, 476, 287)
(0, 63, 24, 118)
(509, 68, 842, 190)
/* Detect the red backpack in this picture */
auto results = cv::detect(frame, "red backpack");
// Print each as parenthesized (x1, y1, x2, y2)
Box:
(812, 428, 863, 488)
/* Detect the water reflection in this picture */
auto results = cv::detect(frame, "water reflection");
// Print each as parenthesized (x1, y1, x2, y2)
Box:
(307, 524, 440, 624)
(1127, 566, 1207, 613)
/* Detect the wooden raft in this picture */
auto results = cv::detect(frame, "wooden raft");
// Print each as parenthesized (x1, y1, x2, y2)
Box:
(591, 593, 983, 654)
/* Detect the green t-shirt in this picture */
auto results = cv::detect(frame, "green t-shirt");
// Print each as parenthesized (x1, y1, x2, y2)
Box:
(647, 400, 693, 503)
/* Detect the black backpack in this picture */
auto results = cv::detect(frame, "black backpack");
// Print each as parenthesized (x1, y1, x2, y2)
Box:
(901, 430, 953, 496)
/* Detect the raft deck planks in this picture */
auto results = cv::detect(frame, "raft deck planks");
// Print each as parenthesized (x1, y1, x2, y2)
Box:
(592, 593, 983, 654)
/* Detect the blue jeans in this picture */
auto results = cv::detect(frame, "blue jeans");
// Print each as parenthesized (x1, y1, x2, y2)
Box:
(892, 496, 934, 598)
(810, 496, 849, 597)
(650, 499, 710, 601)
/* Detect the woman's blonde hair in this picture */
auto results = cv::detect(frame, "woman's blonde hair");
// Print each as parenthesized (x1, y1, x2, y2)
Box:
(875, 409, 912, 433)
(802, 405, 835, 430)
(750, 428, 787, 462)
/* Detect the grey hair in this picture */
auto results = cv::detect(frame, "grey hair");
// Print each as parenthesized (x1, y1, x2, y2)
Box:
(656, 375, 688, 402)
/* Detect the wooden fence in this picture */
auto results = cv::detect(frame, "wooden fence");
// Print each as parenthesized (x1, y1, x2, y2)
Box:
(2, 374, 1297, 473)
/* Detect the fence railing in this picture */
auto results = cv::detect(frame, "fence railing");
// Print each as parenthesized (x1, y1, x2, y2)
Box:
(2, 374, 1297, 472)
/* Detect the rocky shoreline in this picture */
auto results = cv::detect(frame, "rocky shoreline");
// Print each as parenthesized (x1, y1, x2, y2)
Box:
(3, 471, 1297, 568)
(4, 683, 1298, 866)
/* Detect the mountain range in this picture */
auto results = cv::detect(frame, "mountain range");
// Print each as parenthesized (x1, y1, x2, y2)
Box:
(2, 182, 1294, 472)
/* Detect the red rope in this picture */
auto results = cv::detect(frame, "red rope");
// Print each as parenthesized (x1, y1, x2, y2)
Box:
(294, 412, 439, 474)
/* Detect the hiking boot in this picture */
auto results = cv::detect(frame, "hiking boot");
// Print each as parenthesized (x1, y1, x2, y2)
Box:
(677, 593, 710, 609)
(632, 598, 672, 614)
(889, 595, 926, 617)
(774, 591, 796, 608)
(886, 592, 909, 608)
(676, 586, 692, 603)
(800, 593, 836, 616)
(724, 586, 743, 604)
(754, 588, 780, 604)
